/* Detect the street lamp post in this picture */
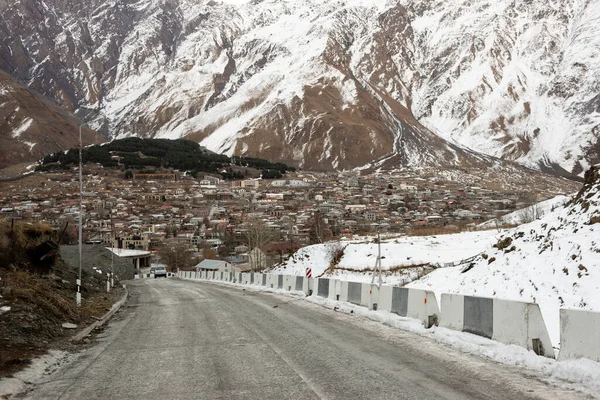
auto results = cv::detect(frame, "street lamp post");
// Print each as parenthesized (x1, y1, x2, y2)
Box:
(77, 123, 87, 306)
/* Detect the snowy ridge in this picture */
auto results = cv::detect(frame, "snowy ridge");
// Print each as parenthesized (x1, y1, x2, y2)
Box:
(1, 0, 600, 172)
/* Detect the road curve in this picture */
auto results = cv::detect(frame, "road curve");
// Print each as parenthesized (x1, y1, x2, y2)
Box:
(21, 279, 590, 400)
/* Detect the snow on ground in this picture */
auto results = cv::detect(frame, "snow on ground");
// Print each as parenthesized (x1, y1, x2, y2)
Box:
(273, 229, 504, 285)
(0, 350, 73, 399)
(201, 279, 600, 398)
(409, 170, 600, 348)
(274, 171, 600, 349)
(479, 195, 570, 228)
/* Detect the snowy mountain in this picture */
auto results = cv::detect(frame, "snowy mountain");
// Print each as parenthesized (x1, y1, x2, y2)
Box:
(1, 0, 599, 172)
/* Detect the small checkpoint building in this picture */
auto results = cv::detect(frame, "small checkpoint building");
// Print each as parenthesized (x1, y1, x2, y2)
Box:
(107, 248, 152, 276)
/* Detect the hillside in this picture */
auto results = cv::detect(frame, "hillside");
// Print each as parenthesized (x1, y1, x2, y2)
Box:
(0, 222, 125, 376)
(0, 70, 99, 169)
(1, 0, 598, 173)
(36, 137, 295, 179)
(271, 165, 600, 346)
(409, 165, 600, 346)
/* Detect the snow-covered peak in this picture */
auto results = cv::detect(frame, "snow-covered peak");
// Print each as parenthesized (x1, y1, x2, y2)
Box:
(1, 0, 599, 173)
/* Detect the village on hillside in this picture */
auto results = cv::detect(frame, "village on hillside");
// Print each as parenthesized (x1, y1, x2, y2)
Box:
(0, 163, 576, 274)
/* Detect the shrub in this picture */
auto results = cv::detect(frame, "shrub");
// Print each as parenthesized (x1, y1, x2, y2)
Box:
(328, 243, 346, 267)
(493, 237, 513, 250)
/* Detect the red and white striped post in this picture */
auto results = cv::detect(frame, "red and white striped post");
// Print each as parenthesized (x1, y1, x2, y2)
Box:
(305, 267, 312, 278)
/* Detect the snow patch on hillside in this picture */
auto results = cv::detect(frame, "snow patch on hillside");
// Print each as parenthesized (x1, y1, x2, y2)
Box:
(11, 118, 33, 139)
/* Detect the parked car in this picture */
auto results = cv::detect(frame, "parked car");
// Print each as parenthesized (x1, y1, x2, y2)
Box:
(153, 266, 167, 278)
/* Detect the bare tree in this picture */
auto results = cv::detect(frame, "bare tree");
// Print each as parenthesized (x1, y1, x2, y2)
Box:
(309, 211, 331, 244)
(244, 217, 274, 272)
(520, 204, 541, 224)
(158, 242, 195, 271)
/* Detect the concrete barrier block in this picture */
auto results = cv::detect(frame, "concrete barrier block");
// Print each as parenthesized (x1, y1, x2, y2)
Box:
(391, 287, 409, 316)
(336, 280, 342, 300)
(463, 296, 493, 338)
(378, 285, 393, 312)
(406, 288, 440, 327)
(360, 283, 370, 308)
(347, 282, 362, 305)
(359, 284, 379, 309)
(559, 309, 600, 362)
(440, 293, 464, 331)
(526, 303, 554, 358)
(307, 278, 317, 295)
(492, 299, 528, 346)
(340, 281, 349, 302)
(328, 279, 339, 300)
(283, 275, 295, 291)
(317, 279, 329, 297)
(492, 299, 553, 357)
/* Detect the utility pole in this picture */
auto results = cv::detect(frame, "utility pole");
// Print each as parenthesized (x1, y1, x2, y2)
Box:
(371, 224, 382, 288)
(77, 123, 87, 306)
(110, 209, 114, 290)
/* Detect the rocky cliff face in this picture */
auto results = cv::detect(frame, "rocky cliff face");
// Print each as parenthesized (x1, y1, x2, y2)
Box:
(0, 0, 598, 173)
(0, 70, 97, 168)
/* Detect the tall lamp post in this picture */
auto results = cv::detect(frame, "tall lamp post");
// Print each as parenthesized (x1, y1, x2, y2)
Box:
(77, 123, 87, 306)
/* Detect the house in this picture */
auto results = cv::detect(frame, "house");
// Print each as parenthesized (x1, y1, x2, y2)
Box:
(193, 259, 232, 272)
(248, 247, 274, 271)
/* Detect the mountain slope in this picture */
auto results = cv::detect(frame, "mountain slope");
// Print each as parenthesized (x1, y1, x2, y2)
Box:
(0, 70, 98, 168)
(409, 165, 600, 345)
(1, 0, 599, 172)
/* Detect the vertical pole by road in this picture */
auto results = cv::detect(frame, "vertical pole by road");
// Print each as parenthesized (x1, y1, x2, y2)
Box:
(110, 209, 114, 288)
(377, 229, 382, 288)
(77, 123, 87, 307)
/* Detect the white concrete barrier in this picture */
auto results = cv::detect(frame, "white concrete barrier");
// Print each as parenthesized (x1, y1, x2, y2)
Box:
(440, 294, 553, 357)
(359, 283, 379, 310)
(328, 279, 340, 300)
(378, 286, 393, 311)
(340, 281, 349, 302)
(406, 288, 439, 328)
(283, 275, 295, 291)
(440, 293, 464, 331)
(493, 299, 554, 358)
(294, 276, 309, 294)
(559, 309, 600, 362)
(307, 278, 317, 296)
(268, 274, 278, 289)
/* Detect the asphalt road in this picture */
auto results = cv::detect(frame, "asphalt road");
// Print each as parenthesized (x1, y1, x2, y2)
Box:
(21, 279, 591, 399)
